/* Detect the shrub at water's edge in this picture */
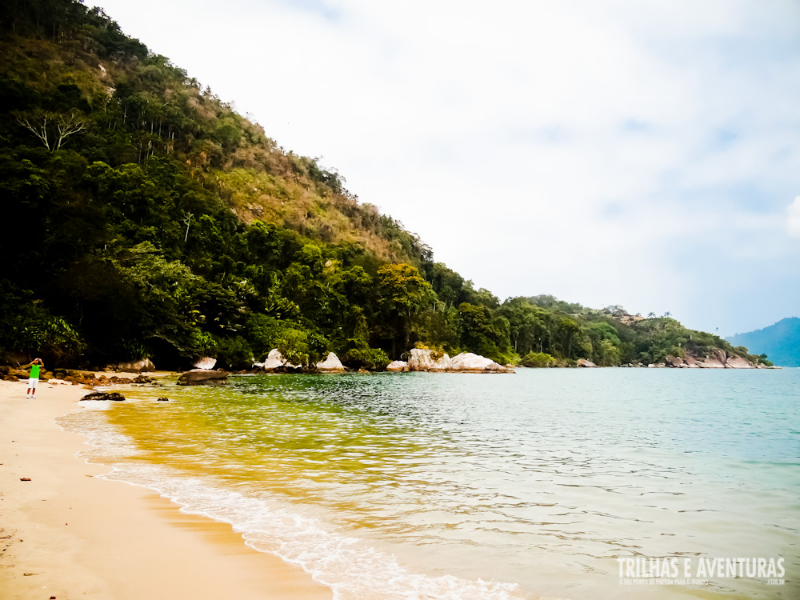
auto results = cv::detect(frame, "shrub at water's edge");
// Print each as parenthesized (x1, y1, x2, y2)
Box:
(0, 1, 772, 371)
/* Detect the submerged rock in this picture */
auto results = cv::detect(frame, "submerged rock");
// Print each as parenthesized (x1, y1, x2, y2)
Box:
(386, 360, 409, 372)
(177, 369, 228, 386)
(81, 391, 126, 401)
(316, 352, 345, 372)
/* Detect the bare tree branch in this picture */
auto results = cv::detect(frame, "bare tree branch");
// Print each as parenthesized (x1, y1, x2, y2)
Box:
(14, 112, 51, 150)
(55, 112, 88, 151)
(14, 110, 88, 152)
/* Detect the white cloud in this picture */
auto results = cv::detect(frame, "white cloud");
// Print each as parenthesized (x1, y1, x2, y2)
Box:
(92, 0, 800, 334)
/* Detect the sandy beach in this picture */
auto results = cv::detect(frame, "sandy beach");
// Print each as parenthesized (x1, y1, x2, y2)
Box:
(0, 378, 331, 600)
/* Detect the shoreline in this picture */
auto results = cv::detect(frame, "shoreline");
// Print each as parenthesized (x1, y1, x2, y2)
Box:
(0, 379, 331, 600)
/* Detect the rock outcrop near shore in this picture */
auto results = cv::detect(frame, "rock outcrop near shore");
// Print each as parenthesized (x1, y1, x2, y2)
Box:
(114, 358, 155, 372)
(407, 349, 513, 373)
(194, 357, 217, 370)
(178, 369, 229, 386)
(252, 349, 301, 372)
(316, 352, 345, 372)
(662, 349, 767, 369)
(253, 350, 346, 372)
(386, 361, 409, 372)
(81, 391, 126, 401)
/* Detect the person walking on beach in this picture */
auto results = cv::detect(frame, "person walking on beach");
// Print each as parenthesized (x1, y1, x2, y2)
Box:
(24, 358, 44, 399)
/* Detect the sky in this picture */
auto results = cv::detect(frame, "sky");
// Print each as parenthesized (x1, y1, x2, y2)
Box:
(91, 0, 800, 336)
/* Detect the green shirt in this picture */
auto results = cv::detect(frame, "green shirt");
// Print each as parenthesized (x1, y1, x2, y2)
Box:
(30, 364, 40, 378)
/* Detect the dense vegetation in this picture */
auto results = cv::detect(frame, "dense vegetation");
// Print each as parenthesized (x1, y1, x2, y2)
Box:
(0, 1, 770, 369)
(728, 318, 799, 367)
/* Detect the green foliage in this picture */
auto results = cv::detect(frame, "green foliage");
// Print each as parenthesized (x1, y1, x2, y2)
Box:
(0, 281, 83, 362)
(0, 1, 766, 371)
(519, 352, 555, 368)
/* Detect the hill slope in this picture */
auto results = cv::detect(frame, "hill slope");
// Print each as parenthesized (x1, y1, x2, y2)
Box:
(727, 318, 800, 367)
(0, 0, 772, 370)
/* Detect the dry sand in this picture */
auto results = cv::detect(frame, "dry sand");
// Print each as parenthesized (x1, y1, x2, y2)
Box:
(0, 378, 332, 600)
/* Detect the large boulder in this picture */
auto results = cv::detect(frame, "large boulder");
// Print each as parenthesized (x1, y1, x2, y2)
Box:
(194, 357, 217, 370)
(115, 358, 155, 373)
(386, 360, 409, 372)
(177, 369, 228, 386)
(316, 352, 345, 372)
(697, 356, 725, 368)
(726, 355, 754, 369)
(665, 355, 685, 368)
(408, 348, 452, 371)
(577, 358, 597, 368)
(449, 353, 513, 373)
(253, 349, 293, 371)
(429, 353, 452, 372)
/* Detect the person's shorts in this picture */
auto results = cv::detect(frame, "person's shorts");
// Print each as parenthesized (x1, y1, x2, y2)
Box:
(28, 378, 38, 389)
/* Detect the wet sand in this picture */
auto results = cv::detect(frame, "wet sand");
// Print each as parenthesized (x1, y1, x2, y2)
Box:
(0, 379, 332, 600)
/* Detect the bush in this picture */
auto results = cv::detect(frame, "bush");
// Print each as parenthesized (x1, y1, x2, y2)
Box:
(342, 347, 390, 370)
(520, 352, 555, 368)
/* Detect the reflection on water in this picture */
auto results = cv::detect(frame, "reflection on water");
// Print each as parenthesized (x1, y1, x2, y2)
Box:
(66, 369, 800, 599)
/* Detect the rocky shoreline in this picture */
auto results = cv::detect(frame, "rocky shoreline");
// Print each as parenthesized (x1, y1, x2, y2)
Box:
(1, 345, 780, 390)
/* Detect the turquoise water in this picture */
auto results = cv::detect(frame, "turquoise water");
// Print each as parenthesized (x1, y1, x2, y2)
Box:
(61, 369, 800, 599)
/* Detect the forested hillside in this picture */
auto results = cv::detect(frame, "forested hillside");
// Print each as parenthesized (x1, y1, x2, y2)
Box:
(0, 0, 770, 369)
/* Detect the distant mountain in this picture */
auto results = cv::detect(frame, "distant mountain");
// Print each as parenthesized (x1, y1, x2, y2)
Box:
(727, 318, 800, 367)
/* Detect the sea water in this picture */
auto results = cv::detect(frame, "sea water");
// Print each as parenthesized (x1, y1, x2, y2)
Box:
(59, 369, 800, 599)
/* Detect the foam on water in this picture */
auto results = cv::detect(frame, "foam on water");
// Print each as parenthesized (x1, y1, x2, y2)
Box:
(57, 405, 525, 600)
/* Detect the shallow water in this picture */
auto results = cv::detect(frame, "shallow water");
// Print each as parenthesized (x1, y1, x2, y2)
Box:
(60, 369, 800, 599)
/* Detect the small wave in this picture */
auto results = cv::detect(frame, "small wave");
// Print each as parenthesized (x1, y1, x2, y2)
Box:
(57, 406, 525, 600)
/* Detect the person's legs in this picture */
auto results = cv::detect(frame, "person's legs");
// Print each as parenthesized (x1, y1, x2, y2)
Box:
(28, 378, 38, 399)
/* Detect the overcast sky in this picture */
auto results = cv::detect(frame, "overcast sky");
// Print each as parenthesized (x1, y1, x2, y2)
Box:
(92, 0, 800, 336)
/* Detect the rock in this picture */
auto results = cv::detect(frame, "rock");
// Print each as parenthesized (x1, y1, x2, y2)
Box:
(408, 348, 451, 371)
(4, 375, 19, 382)
(725, 355, 754, 369)
(48, 379, 69, 385)
(114, 358, 155, 373)
(131, 374, 152, 383)
(429, 353, 452, 372)
(316, 352, 345, 372)
(177, 369, 228, 386)
(194, 357, 217, 370)
(9, 369, 29, 378)
(386, 360, 409, 372)
(577, 358, 596, 368)
(20, 477, 31, 481)
(665, 355, 684, 368)
(81, 392, 126, 401)
(449, 353, 513, 373)
(156, 397, 170, 402)
(253, 349, 298, 371)
(697, 357, 725, 368)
